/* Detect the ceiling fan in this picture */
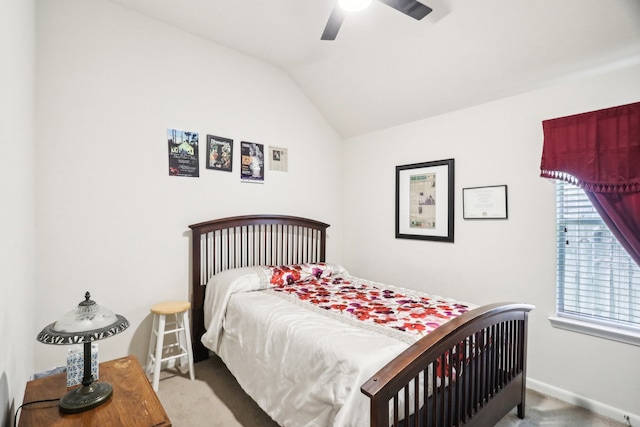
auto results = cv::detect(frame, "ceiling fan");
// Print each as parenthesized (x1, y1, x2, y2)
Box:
(321, 0, 433, 40)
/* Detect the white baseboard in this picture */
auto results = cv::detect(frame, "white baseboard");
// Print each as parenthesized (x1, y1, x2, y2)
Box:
(527, 378, 637, 426)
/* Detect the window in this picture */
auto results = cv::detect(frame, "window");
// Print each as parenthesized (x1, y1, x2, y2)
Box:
(554, 180, 640, 344)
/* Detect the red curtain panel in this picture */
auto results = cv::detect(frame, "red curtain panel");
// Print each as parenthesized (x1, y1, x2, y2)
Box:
(541, 101, 640, 266)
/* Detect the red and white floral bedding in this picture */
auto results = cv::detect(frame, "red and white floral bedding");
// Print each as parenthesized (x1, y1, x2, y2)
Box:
(268, 264, 473, 342)
(201, 263, 476, 427)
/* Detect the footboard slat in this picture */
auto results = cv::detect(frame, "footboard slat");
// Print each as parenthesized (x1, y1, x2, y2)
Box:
(415, 371, 421, 427)
(403, 382, 410, 427)
(361, 303, 534, 427)
(462, 339, 468, 421)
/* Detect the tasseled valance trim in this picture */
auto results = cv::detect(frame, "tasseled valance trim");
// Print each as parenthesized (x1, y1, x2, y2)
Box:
(541, 169, 640, 193)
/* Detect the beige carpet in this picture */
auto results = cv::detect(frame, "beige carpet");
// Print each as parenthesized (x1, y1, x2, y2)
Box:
(156, 355, 626, 427)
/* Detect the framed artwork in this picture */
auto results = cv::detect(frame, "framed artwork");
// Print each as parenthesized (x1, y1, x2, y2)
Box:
(167, 128, 199, 177)
(269, 146, 288, 172)
(396, 158, 455, 242)
(206, 134, 233, 172)
(240, 141, 264, 183)
(463, 185, 508, 219)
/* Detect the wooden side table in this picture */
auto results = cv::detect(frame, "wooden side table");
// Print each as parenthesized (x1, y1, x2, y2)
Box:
(19, 355, 171, 426)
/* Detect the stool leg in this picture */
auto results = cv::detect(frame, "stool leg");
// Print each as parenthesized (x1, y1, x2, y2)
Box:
(181, 311, 195, 381)
(173, 313, 184, 368)
(146, 314, 158, 377)
(174, 313, 185, 369)
(152, 314, 166, 392)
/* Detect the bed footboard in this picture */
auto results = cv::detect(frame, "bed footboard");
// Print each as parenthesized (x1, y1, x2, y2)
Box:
(361, 303, 534, 427)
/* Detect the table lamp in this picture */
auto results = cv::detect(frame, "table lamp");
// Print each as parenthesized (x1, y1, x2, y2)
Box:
(37, 291, 129, 413)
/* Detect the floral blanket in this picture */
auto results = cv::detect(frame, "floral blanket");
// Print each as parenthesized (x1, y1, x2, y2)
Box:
(268, 263, 474, 343)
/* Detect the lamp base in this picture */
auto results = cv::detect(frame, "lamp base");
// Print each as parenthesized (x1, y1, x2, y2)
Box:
(59, 381, 113, 413)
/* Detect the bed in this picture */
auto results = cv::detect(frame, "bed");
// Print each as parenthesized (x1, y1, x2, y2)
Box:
(189, 214, 534, 427)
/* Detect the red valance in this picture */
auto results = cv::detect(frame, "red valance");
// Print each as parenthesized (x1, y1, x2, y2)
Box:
(541, 101, 640, 266)
(540, 101, 640, 193)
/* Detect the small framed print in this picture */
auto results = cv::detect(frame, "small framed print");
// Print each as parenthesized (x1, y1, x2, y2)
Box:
(240, 141, 264, 183)
(269, 146, 288, 172)
(396, 158, 455, 242)
(206, 134, 233, 172)
(462, 185, 508, 219)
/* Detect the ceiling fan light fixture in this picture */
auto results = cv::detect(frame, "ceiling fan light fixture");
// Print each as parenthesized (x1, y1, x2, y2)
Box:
(338, 0, 372, 13)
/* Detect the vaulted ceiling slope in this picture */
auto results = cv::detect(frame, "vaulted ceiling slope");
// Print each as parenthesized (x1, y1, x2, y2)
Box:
(107, 0, 640, 138)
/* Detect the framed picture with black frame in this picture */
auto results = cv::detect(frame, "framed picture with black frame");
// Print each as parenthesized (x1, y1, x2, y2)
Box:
(206, 134, 233, 172)
(395, 158, 455, 242)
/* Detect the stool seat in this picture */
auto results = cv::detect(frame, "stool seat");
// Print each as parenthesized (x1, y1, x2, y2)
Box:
(146, 300, 195, 392)
(151, 301, 191, 315)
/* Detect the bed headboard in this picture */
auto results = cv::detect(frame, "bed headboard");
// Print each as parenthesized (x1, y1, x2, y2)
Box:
(188, 214, 330, 361)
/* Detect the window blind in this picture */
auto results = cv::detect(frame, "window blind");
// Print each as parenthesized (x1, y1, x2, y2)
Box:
(556, 181, 640, 330)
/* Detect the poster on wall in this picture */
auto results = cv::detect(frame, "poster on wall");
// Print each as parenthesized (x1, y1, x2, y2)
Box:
(240, 141, 264, 183)
(167, 128, 199, 177)
(269, 146, 288, 172)
(206, 134, 233, 172)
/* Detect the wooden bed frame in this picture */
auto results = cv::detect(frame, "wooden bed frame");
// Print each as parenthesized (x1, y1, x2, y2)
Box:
(189, 214, 534, 427)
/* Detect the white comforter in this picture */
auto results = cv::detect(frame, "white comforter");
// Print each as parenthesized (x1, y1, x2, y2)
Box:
(201, 266, 410, 427)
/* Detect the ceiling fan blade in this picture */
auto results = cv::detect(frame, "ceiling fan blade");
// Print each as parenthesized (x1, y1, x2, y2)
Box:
(321, 5, 347, 40)
(377, 0, 433, 20)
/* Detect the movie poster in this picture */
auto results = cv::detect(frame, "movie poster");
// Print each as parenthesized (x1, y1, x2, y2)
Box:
(167, 128, 199, 177)
(240, 141, 264, 183)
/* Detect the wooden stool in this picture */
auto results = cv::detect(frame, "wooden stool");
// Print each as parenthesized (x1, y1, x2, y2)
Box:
(146, 301, 195, 392)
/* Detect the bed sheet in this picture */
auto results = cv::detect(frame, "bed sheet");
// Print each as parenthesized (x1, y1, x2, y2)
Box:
(201, 265, 473, 426)
(218, 290, 407, 427)
(201, 266, 409, 426)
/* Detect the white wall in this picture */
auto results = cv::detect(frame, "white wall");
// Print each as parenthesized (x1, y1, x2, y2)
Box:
(35, 0, 344, 371)
(342, 62, 640, 421)
(27, 0, 640, 423)
(0, 0, 36, 425)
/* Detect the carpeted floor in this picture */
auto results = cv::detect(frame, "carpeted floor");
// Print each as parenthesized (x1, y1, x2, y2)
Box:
(156, 355, 627, 427)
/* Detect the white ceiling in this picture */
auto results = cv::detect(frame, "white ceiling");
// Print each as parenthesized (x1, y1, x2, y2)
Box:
(107, 0, 640, 138)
